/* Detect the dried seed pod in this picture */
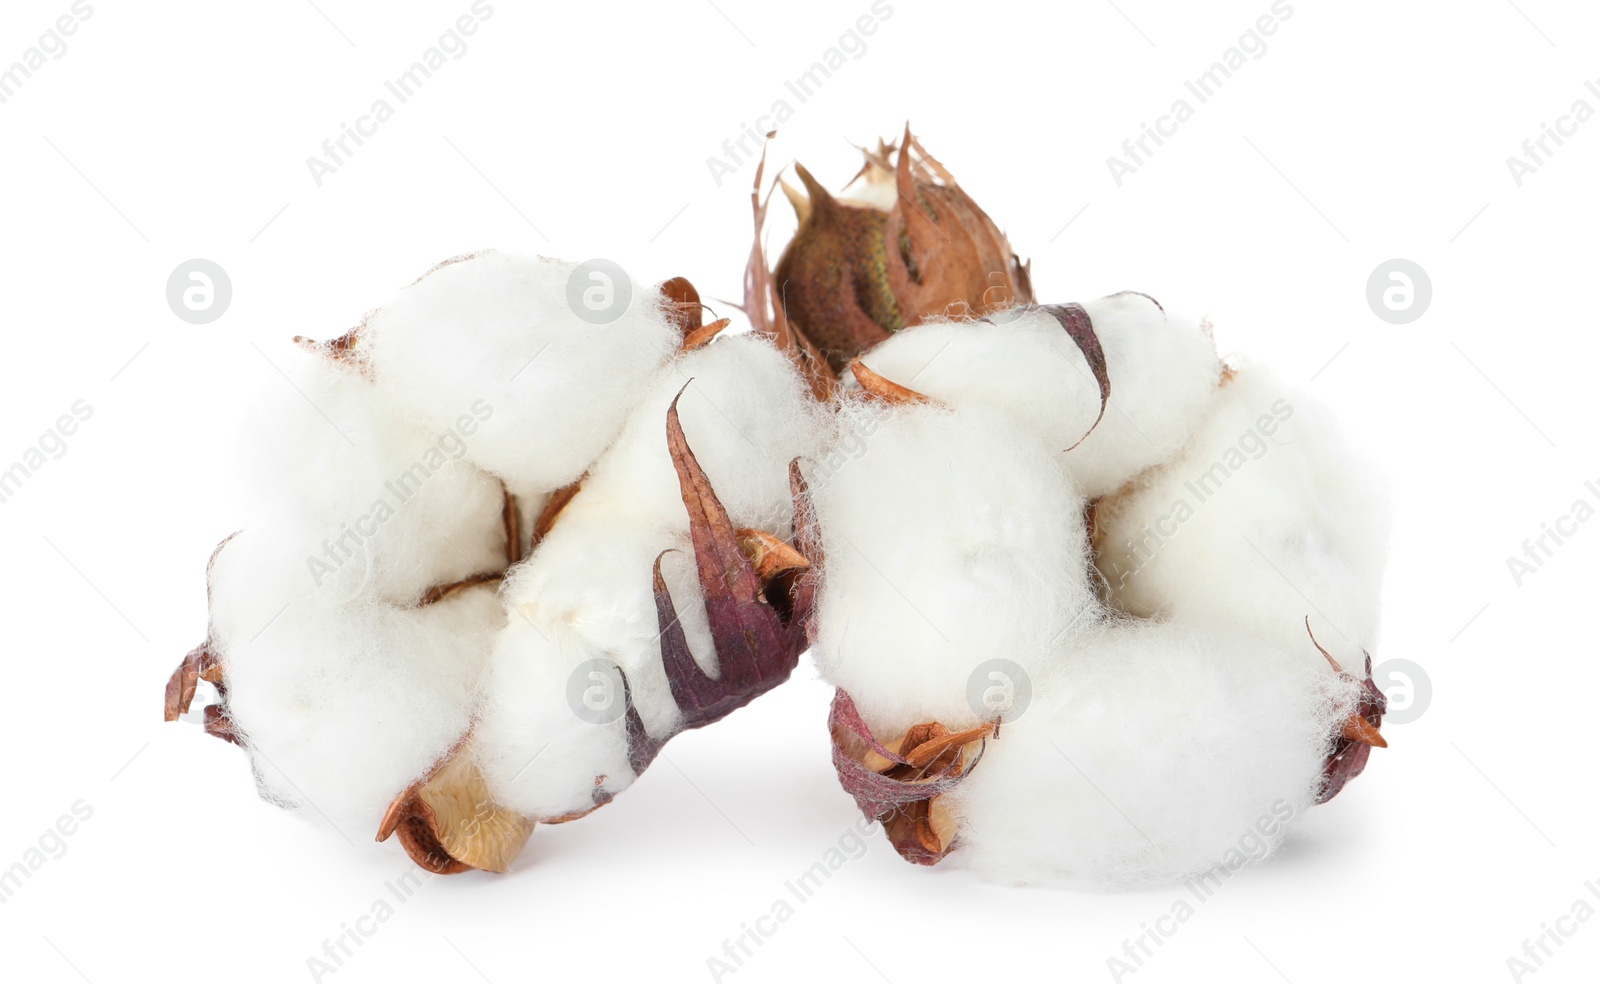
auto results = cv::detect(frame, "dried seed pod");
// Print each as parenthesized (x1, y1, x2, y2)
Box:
(773, 126, 1032, 372)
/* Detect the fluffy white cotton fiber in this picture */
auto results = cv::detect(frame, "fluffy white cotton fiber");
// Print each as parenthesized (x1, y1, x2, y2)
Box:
(236, 345, 507, 607)
(852, 293, 1222, 498)
(208, 527, 502, 832)
(472, 523, 705, 819)
(361, 251, 682, 492)
(1093, 365, 1389, 672)
(809, 400, 1096, 733)
(948, 619, 1355, 885)
(203, 342, 512, 831)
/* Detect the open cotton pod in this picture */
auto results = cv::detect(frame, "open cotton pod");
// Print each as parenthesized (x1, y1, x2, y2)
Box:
(161, 334, 514, 833)
(806, 297, 1390, 882)
(933, 619, 1369, 883)
(383, 353, 825, 871)
(1090, 362, 1392, 803)
(770, 126, 1032, 373)
(164, 255, 821, 874)
(1090, 365, 1389, 681)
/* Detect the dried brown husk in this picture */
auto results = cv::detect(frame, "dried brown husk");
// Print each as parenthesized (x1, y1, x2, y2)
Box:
(377, 740, 534, 875)
(741, 136, 837, 401)
(1307, 619, 1388, 803)
(829, 689, 993, 865)
(772, 126, 1032, 373)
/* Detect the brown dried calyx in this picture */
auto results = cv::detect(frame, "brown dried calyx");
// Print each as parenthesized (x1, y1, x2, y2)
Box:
(772, 125, 1033, 373)
(659, 276, 731, 352)
(1306, 618, 1388, 804)
(163, 535, 245, 745)
(163, 640, 245, 746)
(829, 690, 994, 865)
(741, 137, 836, 402)
(848, 359, 940, 407)
(378, 737, 535, 874)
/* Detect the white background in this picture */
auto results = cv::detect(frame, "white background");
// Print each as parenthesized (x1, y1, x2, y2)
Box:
(1, 0, 1597, 981)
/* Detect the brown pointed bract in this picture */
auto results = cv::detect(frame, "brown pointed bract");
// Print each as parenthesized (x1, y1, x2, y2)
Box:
(682, 318, 731, 352)
(532, 475, 584, 549)
(1341, 713, 1388, 749)
(1306, 618, 1389, 802)
(164, 535, 234, 727)
(849, 360, 938, 407)
(164, 642, 208, 722)
(659, 276, 704, 335)
(620, 389, 817, 774)
(741, 136, 836, 401)
(774, 126, 1032, 372)
(1039, 302, 1110, 450)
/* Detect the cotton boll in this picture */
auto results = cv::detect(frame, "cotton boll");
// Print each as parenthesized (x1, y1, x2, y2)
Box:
(237, 345, 507, 607)
(1093, 366, 1389, 671)
(474, 520, 713, 820)
(947, 619, 1353, 886)
(810, 401, 1099, 733)
(209, 531, 502, 832)
(565, 333, 827, 532)
(474, 337, 823, 818)
(854, 293, 1222, 497)
(361, 251, 681, 491)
